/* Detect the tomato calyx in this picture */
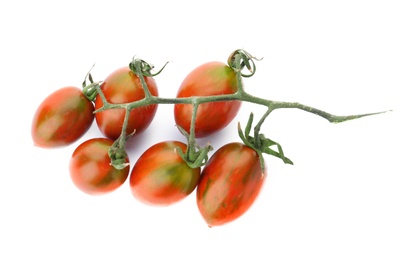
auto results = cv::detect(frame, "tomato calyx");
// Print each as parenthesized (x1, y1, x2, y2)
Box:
(238, 112, 293, 170)
(227, 49, 262, 78)
(108, 130, 135, 170)
(129, 57, 169, 77)
(82, 64, 102, 102)
(176, 125, 213, 168)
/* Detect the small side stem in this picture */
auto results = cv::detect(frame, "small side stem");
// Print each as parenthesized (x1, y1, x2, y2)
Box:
(187, 99, 200, 161)
(232, 57, 246, 94)
(108, 107, 132, 170)
(254, 106, 274, 147)
(131, 62, 153, 99)
(120, 108, 131, 143)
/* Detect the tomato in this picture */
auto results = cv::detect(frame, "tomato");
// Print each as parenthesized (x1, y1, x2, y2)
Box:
(196, 142, 266, 227)
(31, 86, 94, 148)
(130, 141, 201, 206)
(174, 61, 241, 138)
(69, 138, 130, 195)
(95, 67, 158, 140)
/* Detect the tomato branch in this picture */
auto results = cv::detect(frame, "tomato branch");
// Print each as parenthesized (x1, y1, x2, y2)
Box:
(86, 49, 390, 169)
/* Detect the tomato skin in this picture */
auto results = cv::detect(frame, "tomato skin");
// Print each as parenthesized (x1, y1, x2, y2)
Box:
(69, 138, 130, 195)
(130, 141, 201, 206)
(95, 67, 158, 140)
(196, 142, 266, 227)
(31, 86, 94, 148)
(174, 61, 241, 138)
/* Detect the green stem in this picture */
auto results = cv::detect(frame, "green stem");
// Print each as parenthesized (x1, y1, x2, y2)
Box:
(267, 101, 390, 123)
(107, 92, 386, 124)
(92, 50, 389, 169)
(130, 60, 153, 99)
(187, 99, 200, 161)
(107, 108, 132, 170)
(120, 108, 132, 142)
(254, 106, 274, 147)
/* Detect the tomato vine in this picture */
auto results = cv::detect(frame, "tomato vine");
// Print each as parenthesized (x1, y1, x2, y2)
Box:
(84, 49, 388, 170)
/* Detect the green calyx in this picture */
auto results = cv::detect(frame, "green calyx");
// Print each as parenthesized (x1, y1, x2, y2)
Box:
(238, 113, 293, 171)
(108, 147, 129, 170)
(227, 49, 262, 77)
(81, 64, 101, 102)
(108, 130, 135, 170)
(176, 126, 213, 169)
(129, 57, 169, 77)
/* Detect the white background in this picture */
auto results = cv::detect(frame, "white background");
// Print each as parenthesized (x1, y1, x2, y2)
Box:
(1, 0, 409, 259)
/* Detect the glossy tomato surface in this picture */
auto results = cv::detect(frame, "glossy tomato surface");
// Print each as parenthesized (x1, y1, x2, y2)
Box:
(174, 61, 241, 138)
(196, 142, 266, 227)
(130, 141, 201, 206)
(69, 138, 130, 195)
(31, 86, 94, 148)
(95, 67, 158, 140)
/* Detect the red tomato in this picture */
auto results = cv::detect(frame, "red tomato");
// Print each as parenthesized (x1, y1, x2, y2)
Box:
(69, 138, 130, 195)
(31, 86, 94, 148)
(130, 141, 201, 206)
(174, 61, 241, 138)
(196, 142, 266, 227)
(95, 67, 158, 140)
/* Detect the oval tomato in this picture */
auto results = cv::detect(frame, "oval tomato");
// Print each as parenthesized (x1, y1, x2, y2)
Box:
(31, 86, 94, 148)
(174, 61, 241, 138)
(95, 67, 158, 140)
(130, 141, 201, 206)
(69, 138, 130, 195)
(196, 142, 266, 227)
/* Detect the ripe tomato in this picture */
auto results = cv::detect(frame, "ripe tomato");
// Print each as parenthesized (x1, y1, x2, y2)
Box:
(31, 86, 94, 148)
(130, 141, 201, 206)
(174, 61, 241, 138)
(69, 138, 130, 195)
(95, 67, 158, 140)
(196, 142, 266, 227)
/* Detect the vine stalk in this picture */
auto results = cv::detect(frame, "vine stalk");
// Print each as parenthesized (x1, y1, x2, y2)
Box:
(86, 49, 389, 170)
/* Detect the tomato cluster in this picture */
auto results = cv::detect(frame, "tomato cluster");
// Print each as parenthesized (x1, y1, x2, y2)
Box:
(31, 53, 274, 227)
